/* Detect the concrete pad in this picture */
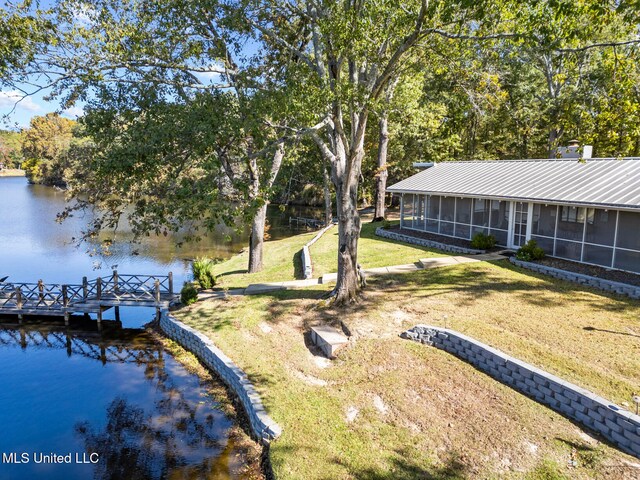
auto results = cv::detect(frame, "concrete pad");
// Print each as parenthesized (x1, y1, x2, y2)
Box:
(418, 257, 459, 268)
(451, 256, 480, 264)
(382, 264, 420, 274)
(198, 289, 245, 300)
(320, 273, 338, 284)
(244, 283, 286, 294)
(280, 279, 321, 288)
(310, 324, 349, 358)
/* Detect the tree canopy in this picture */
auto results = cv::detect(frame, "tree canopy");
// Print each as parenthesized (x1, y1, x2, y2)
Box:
(2, 0, 640, 302)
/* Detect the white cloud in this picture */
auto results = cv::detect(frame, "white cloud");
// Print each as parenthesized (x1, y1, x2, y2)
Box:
(71, 3, 97, 28)
(62, 106, 85, 118)
(0, 90, 42, 113)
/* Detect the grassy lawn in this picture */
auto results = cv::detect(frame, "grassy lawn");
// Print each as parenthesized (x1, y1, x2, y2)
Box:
(309, 220, 450, 278)
(212, 219, 449, 289)
(210, 230, 317, 290)
(175, 259, 640, 479)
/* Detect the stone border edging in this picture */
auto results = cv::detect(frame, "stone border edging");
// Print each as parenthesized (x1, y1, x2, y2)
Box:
(375, 227, 485, 255)
(401, 325, 640, 458)
(301, 223, 335, 279)
(159, 310, 282, 443)
(510, 257, 640, 300)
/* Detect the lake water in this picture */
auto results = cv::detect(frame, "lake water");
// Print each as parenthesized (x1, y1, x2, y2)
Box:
(0, 176, 320, 479)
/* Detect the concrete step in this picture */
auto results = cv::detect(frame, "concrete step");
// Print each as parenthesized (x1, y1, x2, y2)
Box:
(310, 325, 349, 358)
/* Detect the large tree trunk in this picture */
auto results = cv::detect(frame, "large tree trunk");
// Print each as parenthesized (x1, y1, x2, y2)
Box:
(248, 202, 268, 273)
(373, 110, 389, 222)
(333, 175, 361, 304)
(247, 143, 285, 274)
(322, 164, 332, 226)
(328, 121, 366, 305)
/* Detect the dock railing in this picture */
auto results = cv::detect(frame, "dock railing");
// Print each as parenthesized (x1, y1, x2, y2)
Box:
(0, 271, 174, 312)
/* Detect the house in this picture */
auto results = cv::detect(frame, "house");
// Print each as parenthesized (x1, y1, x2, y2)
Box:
(386, 154, 640, 274)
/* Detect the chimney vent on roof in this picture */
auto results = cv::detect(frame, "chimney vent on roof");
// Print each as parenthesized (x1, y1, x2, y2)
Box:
(556, 142, 593, 160)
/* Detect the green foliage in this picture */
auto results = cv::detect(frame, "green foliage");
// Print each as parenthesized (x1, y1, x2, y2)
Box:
(180, 282, 198, 306)
(20, 113, 79, 186)
(382, 220, 392, 230)
(192, 257, 219, 290)
(516, 239, 545, 262)
(0, 130, 23, 168)
(525, 459, 570, 480)
(470, 232, 497, 250)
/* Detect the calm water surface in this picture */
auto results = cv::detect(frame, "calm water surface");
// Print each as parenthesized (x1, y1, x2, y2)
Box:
(0, 176, 320, 479)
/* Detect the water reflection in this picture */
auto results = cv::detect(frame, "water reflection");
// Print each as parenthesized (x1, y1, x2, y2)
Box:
(0, 318, 243, 480)
(0, 176, 321, 285)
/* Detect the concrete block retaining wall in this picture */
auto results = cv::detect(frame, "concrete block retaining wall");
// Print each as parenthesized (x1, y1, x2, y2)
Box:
(510, 257, 640, 300)
(375, 228, 485, 255)
(402, 325, 640, 458)
(301, 223, 335, 279)
(159, 311, 281, 442)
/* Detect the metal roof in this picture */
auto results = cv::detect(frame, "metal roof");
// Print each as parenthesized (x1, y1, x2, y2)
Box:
(387, 158, 640, 210)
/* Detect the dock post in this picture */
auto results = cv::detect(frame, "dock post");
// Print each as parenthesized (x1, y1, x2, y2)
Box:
(113, 270, 119, 293)
(154, 279, 160, 303)
(82, 276, 88, 300)
(168, 272, 173, 296)
(37, 279, 44, 304)
(62, 285, 69, 326)
(156, 307, 161, 321)
(97, 308, 102, 325)
(15, 287, 23, 322)
(96, 277, 102, 300)
(114, 306, 120, 323)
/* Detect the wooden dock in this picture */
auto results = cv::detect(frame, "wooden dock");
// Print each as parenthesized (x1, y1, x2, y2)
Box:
(0, 271, 177, 323)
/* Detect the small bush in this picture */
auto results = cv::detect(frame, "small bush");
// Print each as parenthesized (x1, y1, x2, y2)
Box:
(180, 282, 198, 306)
(516, 239, 545, 261)
(470, 232, 496, 250)
(382, 220, 392, 229)
(192, 257, 218, 289)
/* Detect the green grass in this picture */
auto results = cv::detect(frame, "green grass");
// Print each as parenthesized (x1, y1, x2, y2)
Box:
(211, 230, 317, 290)
(175, 259, 639, 479)
(309, 220, 450, 278)
(212, 219, 450, 289)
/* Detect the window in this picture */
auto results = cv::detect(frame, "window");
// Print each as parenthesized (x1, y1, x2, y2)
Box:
(427, 195, 440, 220)
(531, 204, 556, 237)
(455, 198, 472, 224)
(490, 201, 509, 230)
(560, 205, 585, 223)
(557, 206, 585, 241)
(616, 211, 640, 251)
(440, 197, 455, 222)
(585, 208, 615, 246)
(472, 199, 490, 227)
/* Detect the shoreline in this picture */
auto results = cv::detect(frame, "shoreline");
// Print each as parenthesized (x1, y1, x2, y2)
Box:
(148, 324, 268, 480)
(0, 169, 25, 177)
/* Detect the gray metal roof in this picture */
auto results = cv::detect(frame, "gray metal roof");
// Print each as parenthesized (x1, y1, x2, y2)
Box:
(387, 158, 640, 209)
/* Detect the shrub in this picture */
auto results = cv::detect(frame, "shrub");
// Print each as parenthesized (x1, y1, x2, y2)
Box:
(516, 239, 545, 261)
(180, 282, 198, 306)
(470, 232, 496, 250)
(192, 257, 218, 289)
(382, 220, 392, 229)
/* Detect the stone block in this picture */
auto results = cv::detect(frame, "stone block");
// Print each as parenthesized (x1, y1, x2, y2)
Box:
(605, 418, 623, 434)
(588, 410, 604, 423)
(310, 325, 349, 358)
(611, 430, 632, 448)
(571, 400, 587, 414)
(623, 429, 640, 445)
(592, 420, 610, 435)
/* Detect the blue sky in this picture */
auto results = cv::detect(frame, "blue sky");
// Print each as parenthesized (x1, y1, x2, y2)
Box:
(0, 87, 83, 130)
